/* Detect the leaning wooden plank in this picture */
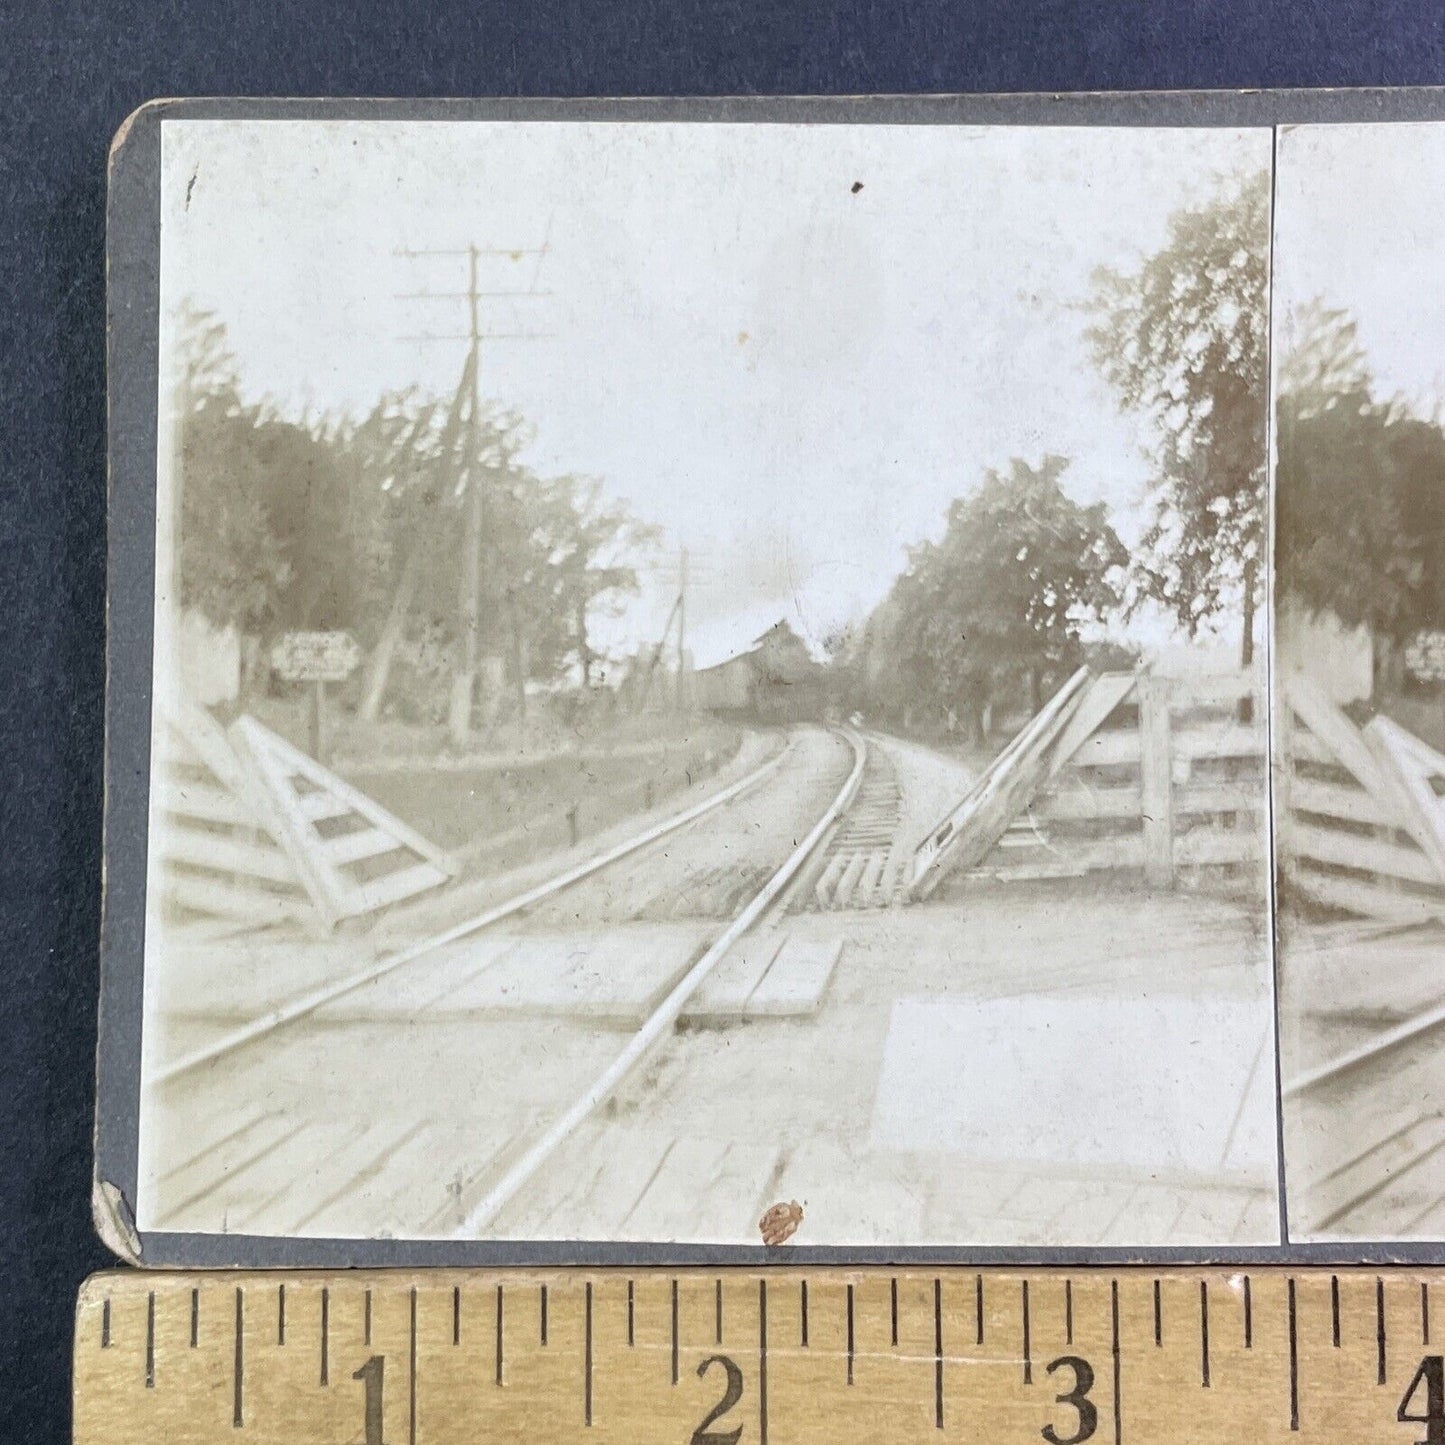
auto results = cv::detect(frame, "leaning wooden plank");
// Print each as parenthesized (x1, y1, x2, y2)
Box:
(224, 718, 348, 928)
(1365, 715, 1445, 881)
(910, 667, 1090, 897)
(1285, 677, 1428, 857)
(1047, 671, 1138, 778)
(1068, 728, 1143, 769)
(747, 935, 845, 1017)
(231, 714, 455, 873)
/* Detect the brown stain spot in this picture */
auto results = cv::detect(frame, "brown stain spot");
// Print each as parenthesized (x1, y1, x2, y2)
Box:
(851, 181, 864, 194)
(759, 1200, 803, 1246)
(737, 329, 750, 346)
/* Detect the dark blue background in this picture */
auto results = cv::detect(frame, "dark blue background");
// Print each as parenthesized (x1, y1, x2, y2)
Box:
(3, 3, 1444, 1437)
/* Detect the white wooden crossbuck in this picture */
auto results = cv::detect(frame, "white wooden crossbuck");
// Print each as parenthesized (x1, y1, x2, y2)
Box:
(152, 703, 456, 936)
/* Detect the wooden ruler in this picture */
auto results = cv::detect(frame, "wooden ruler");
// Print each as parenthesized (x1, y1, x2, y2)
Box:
(74, 1269, 1445, 1443)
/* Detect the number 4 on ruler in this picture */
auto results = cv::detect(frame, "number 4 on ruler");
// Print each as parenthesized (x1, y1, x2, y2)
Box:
(1400, 1357, 1445, 1445)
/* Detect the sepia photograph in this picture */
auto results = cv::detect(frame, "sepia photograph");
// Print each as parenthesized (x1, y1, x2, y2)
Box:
(1273, 122, 1445, 1242)
(134, 117, 1280, 1246)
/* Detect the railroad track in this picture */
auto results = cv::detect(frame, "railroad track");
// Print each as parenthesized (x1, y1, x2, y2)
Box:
(1284, 921, 1445, 1238)
(802, 741, 905, 911)
(146, 726, 874, 1240)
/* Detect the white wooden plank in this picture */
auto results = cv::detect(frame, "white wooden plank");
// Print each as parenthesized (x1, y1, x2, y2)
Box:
(163, 875, 309, 927)
(684, 934, 787, 1020)
(323, 826, 406, 866)
(164, 827, 298, 884)
(1292, 869, 1444, 925)
(1290, 777, 1394, 828)
(157, 778, 254, 827)
(621, 1134, 781, 1239)
(346, 860, 451, 913)
(747, 935, 845, 1017)
(1172, 723, 1265, 763)
(1292, 823, 1441, 887)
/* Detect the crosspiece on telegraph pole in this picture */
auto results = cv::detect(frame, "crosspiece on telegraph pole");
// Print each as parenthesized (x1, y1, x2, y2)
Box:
(391, 231, 552, 745)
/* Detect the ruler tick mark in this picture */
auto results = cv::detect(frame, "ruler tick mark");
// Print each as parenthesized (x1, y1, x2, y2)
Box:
(409, 1286, 418, 1445)
(671, 1279, 679, 1385)
(627, 1280, 634, 1347)
(585, 1282, 594, 1427)
(801, 1280, 809, 1347)
(935, 1278, 944, 1430)
(454, 1284, 461, 1346)
(190, 1287, 199, 1349)
(1331, 1275, 1340, 1348)
(890, 1278, 898, 1348)
(146, 1291, 156, 1389)
(1244, 1276, 1252, 1349)
(1110, 1280, 1121, 1445)
(1022, 1280, 1033, 1385)
(1377, 1278, 1387, 1385)
(365, 1287, 372, 1347)
(233, 1286, 244, 1429)
(1425, 1282, 1432, 1346)
(278, 1283, 286, 1346)
(1065, 1279, 1074, 1346)
(1153, 1278, 1162, 1346)
(975, 1273, 984, 1346)
(101, 1297, 111, 1349)
(759, 1279, 769, 1445)
(541, 1284, 549, 1347)
(716, 1278, 723, 1345)
(496, 1284, 504, 1386)
(1288, 1278, 1299, 1432)
(847, 1284, 855, 1385)
(320, 1287, 329, 1386)
(1200, 1281, 1210, 1388)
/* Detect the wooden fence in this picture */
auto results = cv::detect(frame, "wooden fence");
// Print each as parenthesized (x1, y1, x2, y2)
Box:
(153, 703, 455, 937)
(911, 663, 1445, 923)
(912, 667, 1267, 897)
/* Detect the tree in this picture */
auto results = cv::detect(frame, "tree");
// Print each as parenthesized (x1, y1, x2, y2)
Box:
(864, 456, 1125, 737)
(1276, 299, 1445, 658)
(1086, 169, 1270, 664)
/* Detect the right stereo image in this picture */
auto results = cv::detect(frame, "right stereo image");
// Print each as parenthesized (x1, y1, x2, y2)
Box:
(1274, 120, 1445, 1241)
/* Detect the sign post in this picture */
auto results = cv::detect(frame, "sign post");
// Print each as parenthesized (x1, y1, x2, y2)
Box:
(269, 632, 364, 764)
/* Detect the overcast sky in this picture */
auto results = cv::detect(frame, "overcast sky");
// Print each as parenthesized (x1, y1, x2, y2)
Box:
(161, 119, 1270, 667)
(1276, 123, 1445, 415)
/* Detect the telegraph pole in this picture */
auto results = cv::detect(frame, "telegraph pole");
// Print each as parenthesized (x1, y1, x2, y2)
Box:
(675, 546, 689, 711)
(391, 236, 551, 746)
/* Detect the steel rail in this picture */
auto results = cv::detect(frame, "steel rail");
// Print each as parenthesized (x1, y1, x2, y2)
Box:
(458, 728, 869, 1234)
(1284, 992, 1445, 1098)
(150, 736, 795, 1085)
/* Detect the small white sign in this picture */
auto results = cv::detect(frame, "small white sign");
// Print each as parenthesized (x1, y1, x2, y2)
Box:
(269, 631, 363, 683)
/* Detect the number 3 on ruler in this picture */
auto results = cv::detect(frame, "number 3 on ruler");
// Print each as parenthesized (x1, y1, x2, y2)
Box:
(1041, 1355, 1097, 1445)
(1399, 1357, 1445, 1445)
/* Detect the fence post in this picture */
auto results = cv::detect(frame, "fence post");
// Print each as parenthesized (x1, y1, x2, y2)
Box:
(1138, 673, 1175, 888)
